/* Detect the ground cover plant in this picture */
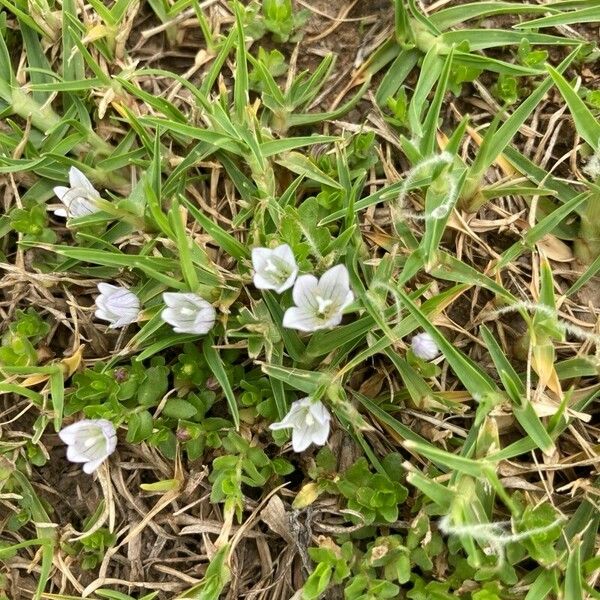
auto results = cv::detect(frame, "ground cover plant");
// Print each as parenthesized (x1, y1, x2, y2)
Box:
(0, 0, 599, 598)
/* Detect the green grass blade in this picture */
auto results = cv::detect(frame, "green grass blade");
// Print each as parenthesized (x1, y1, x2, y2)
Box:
(480, 326, 554, 454)
(169, 198, 200, 292)
(396, 288, 498, 398)
(260, 135, 339, 157)
(421, 48, 454, 156)
(233, 2, 249, 123)
(564, 541, 583, 600)
(375, 48, 419, 106)
(441, 29, 576, 50)
(408, 47, 443, 139)
(203, 335, 240, 429)
(275, 152, 343, 189)
(517, 6, 600, 28)
(567, 250, 600, 297)
(180, 196, 248, 260)
(430, 2, 551, 30)
(548, 65, 600, 150)
(496, 192, 588, 269)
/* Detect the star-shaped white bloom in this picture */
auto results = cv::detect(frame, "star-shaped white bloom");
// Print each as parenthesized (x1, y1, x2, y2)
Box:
(58, 419, 117, 474)
(269, 397, 331, 452)
(411, 332, 440, 360)
(161, 292, 216, 334)
(95, 283, 140, 329)
(53, 167, 102, 218)
(252, 244, 298, 293)
(283, 264, 354, 332)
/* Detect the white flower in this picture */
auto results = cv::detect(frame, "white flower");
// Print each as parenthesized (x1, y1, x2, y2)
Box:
(53, 167, 102, 218)
(411, 332, 440, 360)
(58, 419, 117, 474)
(283, 264, 354, 332)
(161, 292, 216, 334)
(252, 244, 298, 293)
(583, 152, 600, 181)
(269, 397, 331, 452)
(95, 283, 140, 328)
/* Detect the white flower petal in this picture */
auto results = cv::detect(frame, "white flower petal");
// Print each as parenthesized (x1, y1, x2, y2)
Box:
(272, 244, 295, 263)
(97, 282, 119, 295)
(95, 284, 140, 328)
(59, 420, 99, 445)
(269, 419, 289, 431)
(275, 270, 298, 293)
(69, 167, 97, 196)
(67, 197, 98, 218)
(162, 292, 185, 307)
(83, 457, 105, 474)
(292, 426, 314, 453)
(283, 306, 323, 332)
(106, 288, 139, 309)
(271, 398, 331, 452)
(316, 265, 354, 312)
(284, 264, 354, 333)
(110, 310, 139, 328)
(56, 186, 99, 217)
(411, 332, 440, 360)
(52, 168, 102, 221)
(59, 419, 117, 473)
(53, 186, 70, 201)
(292, 274, 319, 309)
(321, 312, 344, 330)
(66, 444, 90, 463)
(310, 421, 330, 446)
(270, 407, 300, 431)
(160, 293, 216, 335)
(252, 272, 277, 290)
(318, 264, 350, 299)
(94, 308, 111, 322)
(251, 247, 272, 271)
(252, 245, 298, 293)
(99, 421, 118, 455)
(191, 314, 216, 334)
(340, 290, 354, 311)
(172, 318, 215, 335)
(160, 307, 178, 323)
(294, 397, 312, 410)
(309, 401, 331, 425)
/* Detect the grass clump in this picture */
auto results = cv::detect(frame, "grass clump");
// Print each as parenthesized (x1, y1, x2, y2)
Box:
(0, 1, 599, 599)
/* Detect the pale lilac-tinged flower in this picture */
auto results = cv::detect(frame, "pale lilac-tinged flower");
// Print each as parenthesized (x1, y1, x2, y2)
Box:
(583, 150, 600, 181)
(58, 419, 117, 474)
(95, 283, 140, 328)
(411, 332, 439, 360)
(53, 167, 101, 218)
(252, 244, 298, 293)
(161, 292, 216, 334)
(270, 398, 331, 452)
(283, 264, 354, 332)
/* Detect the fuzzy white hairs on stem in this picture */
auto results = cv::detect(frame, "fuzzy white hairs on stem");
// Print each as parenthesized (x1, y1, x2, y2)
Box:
(488, 301, 600, 347)
(366, 281, 404, 323)
(391, 152, 458, 231)
(438, 514, 567, 563)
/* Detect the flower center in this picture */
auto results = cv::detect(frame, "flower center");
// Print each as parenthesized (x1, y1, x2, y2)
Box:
(84, 431, 102, 449)
(264, 259, 278, 273)
(315, 295, 333, 316)
(180, 306, 195, 316)
(264, 258, 292, 284)
(305, 411, 314, 426)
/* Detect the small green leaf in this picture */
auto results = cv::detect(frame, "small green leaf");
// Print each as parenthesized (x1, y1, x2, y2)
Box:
(163, 399, 198, 420)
